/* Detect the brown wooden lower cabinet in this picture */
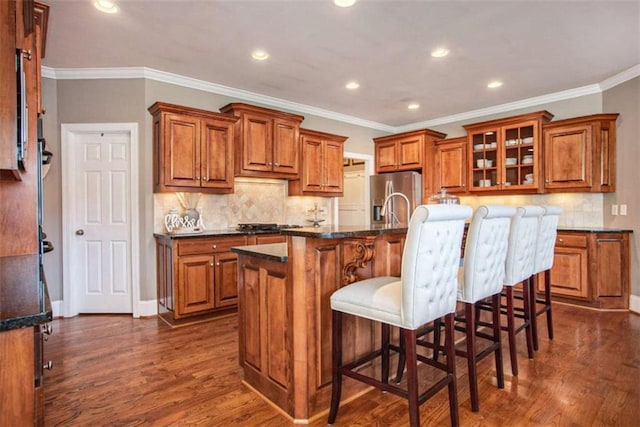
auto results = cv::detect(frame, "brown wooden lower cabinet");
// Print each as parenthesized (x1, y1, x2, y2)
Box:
(236, 232, 406, 422)
(155, 233, 286, 325)
(539, 230, 631, 309)
(0, 324, 50, 426)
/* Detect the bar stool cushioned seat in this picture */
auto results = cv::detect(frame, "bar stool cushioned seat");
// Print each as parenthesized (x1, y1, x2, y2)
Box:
(328, 204, 472, 427)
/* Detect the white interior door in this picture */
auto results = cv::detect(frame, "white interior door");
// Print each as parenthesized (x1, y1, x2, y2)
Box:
(63, 125, 137, 314)
(339, 170, 367, 226)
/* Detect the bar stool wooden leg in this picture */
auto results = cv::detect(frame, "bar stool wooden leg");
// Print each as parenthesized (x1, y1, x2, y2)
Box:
(530, 275, 540, 351)
(544, 270, 554, 340)
(328, 310, 343, 424)
(522, 278, 535, 359)
(492, 294, 505, 389)
(382, 323, 390, 385)
(404, 328, 420, 427)
(465, 303, 479, 412)
(444, 314, 459, 427)
(506, 286, 518, 376)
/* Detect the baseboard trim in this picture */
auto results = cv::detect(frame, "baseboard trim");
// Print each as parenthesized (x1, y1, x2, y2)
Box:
(630, 295, 640, 314)
(50, 299, 158, 318)
(136, 300, 158, 318)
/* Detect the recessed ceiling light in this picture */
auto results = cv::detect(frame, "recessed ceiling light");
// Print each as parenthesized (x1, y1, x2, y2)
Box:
(487, 80, 503, 89)
(94, 0, 119, 14)
(345, 81, 360, 90)
(251, 50, 269, 61)
(408, 103, 420, 110)
(334, 0, 357, 7)
(431, 47, 449, 58)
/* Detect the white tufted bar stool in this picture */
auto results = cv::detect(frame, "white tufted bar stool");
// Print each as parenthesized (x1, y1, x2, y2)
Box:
(529, 206, 562, 350)
(328, 204, 472, 427)
(502, 205, 544, 376)
(452, 205, 515, 411)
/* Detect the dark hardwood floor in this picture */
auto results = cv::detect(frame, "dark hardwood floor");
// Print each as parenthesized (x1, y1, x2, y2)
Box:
(44, 303, 640, 426)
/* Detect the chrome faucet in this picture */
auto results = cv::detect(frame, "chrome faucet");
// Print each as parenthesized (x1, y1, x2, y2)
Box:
(380, 192, 411, 226)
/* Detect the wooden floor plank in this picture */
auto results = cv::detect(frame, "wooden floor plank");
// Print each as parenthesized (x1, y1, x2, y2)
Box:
(44, 304, 640, 426)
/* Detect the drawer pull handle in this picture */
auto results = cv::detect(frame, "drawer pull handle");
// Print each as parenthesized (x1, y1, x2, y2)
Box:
(43, 361, 53, 370)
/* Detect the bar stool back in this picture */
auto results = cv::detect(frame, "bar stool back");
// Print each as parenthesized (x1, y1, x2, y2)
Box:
(328, 204, 472, 427)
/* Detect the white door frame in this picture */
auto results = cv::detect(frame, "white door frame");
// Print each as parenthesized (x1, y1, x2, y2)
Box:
(335, 152, 374, 227)
(61, 123, 141, 318)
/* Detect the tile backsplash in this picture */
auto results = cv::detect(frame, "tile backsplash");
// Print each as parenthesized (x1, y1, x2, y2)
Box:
(154, 178, 332, 233)
(459, 192, 604, 228)
(155, 179, 604, 233)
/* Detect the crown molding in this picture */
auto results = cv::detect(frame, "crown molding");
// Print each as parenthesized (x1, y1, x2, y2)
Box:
(40, 66, 395, 133)
(41, 63, 640, 134)
(599, 64, 640, 91)
(394, 83, 602, 133)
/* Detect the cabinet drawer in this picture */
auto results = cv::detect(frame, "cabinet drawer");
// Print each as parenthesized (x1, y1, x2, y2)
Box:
(178, 236, 247, 255)
(555, 234, 587, 248)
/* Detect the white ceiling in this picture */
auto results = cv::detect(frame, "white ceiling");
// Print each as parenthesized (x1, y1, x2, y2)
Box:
(43, 0, 640, 129)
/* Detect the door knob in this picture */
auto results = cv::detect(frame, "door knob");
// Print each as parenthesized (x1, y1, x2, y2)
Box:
(75, 229, 84, 236)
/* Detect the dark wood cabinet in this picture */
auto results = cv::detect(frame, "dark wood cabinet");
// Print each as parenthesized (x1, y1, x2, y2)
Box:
(155, 234, 247, 324)
(220, 103, 304, 179)
(149, 102, 239, 194)
(543, 114, 618, 192)
(373, 128, 446, 174)
(289, 128, 347, 196)
(540, 231, 631, 309)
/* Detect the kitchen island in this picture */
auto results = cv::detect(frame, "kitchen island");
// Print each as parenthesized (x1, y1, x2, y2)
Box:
(231, 225, 408, 423)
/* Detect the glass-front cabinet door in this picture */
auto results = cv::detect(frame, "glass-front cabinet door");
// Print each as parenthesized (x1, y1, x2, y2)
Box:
(469, 127, 499, 192)
(465, 111, 552, 193)
(501, 119, 540, 190)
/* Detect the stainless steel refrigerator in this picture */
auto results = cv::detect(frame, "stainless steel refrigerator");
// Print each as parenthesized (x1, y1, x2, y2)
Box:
(370, 171, 422, 227)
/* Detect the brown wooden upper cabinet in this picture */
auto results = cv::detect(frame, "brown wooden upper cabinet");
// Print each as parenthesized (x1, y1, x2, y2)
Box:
(373, 128, 446, 174)
(543, 114, 618, 193)
(289, 128, 348, 196)
(220, 103, 304, 179)
(149, 102, 239, 194)
(463, 110, 553, 193)
(432, 136, 467, 195)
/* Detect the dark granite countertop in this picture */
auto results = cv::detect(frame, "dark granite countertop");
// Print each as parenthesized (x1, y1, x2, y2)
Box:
(279, 224, 408, 239)
(0, 254, 53, 331)
(557, 227, 633, 233)
(231, 243, 288, 263)
(154, 227, 302, 239)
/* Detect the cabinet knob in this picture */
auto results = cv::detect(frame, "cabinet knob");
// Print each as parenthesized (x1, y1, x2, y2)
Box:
(43, 361, 53, 370)
(41, 323, 53, 335)
(21, 49, 32, 60)
(212, 244, 217, 249)
(210, 262, 214, 267)
(558, 238, 564, 243)
(203, 176, 208, 182)
(274, 162, 279, 167)
(196, 176, 200, 180)
(216, 262, 220, 266)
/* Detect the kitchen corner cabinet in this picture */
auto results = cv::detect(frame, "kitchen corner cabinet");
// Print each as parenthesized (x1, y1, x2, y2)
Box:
(288, 128, 348, 196)
(540, 230, 631, 309)
(149, 102, 239, 194)
(155, 235, 248, 324)
(464, 110, 553, 193)
(431, 136, 467, 196)
(373, 128, 446, 174)
(220, 103, 304, 179)
(543, 114, 618, 193)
